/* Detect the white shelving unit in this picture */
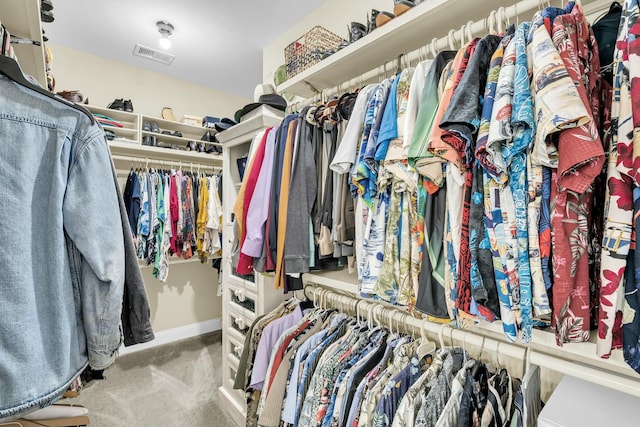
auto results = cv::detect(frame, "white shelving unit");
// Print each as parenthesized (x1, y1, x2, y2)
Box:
(277, 0, 612, 98)
(83, 105, 223, 165)
(215, 111, 284, 427)
(0, 0, 47, 88)
(85, 105, 140, 142)
(140, 114, 222, 151)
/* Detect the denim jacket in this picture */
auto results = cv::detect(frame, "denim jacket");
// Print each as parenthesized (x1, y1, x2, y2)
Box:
(0, 76, 125, 420)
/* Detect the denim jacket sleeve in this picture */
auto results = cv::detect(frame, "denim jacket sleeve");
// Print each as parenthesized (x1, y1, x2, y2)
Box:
(63, 133, 125, 370)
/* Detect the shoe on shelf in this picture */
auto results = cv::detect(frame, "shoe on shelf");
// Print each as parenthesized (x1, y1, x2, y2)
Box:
(186, 141, 196, 151)
(161, 107, 176, 121)
(196, 142, 205, 152)
(161, 130, 172, 135)
(151, 135, 158, 146)
(368, 9, 380, 33)
(375, 11, 394, 28)
(142, 135, 152, 146)
(142, 121, 151, 132)
(41, 0, 53, 12)
(173, 130, 182, 138)
(104, 129, 116, 141)
(107, 98, 124, 111)
(394, 0, 415, 17)
(339, 21, 368, 49)
(41, 9, 54, 23)
(123, 99, 133, 112)
(150, 122, 160, 133)
(201, 130, 213, 142)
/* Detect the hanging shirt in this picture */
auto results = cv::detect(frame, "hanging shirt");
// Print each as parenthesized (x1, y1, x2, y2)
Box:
(409, 51, 457, 188)
(249, 304, 303, 390)
(158, 173, 172, 282)
(505, 22, 535, 342)
(352, 79, 392, 206)
(487, 36, 523, 335)
(547, 4, 604, 344)
(414, 349, 468, 427)
(242, 126, 278, 257)
(614, 0, 640, 372)
(403, 59, 433, 156)
(331, 85, 376, 174)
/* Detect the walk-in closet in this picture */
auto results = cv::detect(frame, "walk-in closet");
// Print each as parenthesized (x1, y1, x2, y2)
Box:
(2, 0, 640, 426)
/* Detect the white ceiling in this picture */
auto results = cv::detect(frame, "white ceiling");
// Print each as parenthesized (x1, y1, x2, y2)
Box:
(44, 0, 325, 98)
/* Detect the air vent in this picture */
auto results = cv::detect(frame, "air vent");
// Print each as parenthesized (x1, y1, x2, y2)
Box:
(132, 44, 175, 65)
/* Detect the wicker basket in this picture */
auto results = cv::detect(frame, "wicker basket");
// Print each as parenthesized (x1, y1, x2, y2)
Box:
(284, 26, 345, 79)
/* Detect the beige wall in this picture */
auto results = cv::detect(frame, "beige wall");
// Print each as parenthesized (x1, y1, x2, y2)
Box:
(263, 0, 389, 85)
(49, 42, 242, 334)
(49, 42, 250, 120)
(140, 262, 221, 332)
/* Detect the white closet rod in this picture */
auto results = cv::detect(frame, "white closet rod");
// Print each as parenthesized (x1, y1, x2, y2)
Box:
(304, 283, 640, 396)
(291, 0, 612, 111)
(304, 283, 530, 378)
(110, 154, 221, 172)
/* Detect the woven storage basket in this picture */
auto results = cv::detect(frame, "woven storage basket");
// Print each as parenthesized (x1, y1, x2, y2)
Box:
(285, 26, 345, 79)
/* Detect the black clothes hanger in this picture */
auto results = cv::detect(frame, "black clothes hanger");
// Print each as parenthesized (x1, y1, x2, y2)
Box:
(0, 55, 95, 124)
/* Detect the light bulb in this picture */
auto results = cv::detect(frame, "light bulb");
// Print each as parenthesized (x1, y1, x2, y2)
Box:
(159, 34, 171, 50)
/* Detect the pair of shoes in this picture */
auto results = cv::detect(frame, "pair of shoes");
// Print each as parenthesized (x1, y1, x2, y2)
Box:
(338, 21, 368, 49)
(41, 0, 54, 23)
(107, 98, 134, 112)
(375, 11, 395, 28)
(187, 141, 203, 151)
(161, 130, 183, 137)
(104, 129, 116, 141)
(142, 135, 157, 146)
(373, 0, 414, 29)
(143, 121, 160, 133)
(201, 130, 215, 142)
(41, 0, 53, 11)
(394, 0, 415, 16)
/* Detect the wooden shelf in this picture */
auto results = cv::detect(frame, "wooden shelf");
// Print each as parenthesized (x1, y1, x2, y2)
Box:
(108, 140, 222, 165)
(0, 0, 46, 88)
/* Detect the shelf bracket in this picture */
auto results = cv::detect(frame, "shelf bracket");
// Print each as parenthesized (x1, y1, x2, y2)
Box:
(303, 80, 320, 94)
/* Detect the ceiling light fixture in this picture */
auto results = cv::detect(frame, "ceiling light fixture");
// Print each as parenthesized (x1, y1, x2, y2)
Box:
(156, 21, 174, 50)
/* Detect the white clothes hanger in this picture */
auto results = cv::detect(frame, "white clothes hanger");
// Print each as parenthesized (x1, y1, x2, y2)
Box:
(416, 320, 437, 358)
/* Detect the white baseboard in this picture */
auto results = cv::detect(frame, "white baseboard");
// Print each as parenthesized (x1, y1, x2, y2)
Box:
(119, 318, 221, 355)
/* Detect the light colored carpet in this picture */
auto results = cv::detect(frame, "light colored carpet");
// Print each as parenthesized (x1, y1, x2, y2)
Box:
(70, 332, 237, 427)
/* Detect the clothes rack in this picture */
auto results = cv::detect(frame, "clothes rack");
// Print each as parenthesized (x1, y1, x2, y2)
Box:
(303, 282, 640, 399)
(289, 0, 613, 112)
(110, 154, 221, 172)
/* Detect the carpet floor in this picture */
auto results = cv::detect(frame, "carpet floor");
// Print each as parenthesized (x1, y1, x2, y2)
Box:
(70, 332, 237, 427)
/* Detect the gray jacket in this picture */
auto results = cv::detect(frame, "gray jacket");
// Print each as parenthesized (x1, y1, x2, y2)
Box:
(111, 164, 154, 347)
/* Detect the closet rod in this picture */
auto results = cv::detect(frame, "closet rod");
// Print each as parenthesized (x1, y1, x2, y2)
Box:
(303, 283, 529, 378)
(290, 0, 612, 111)
(110, 154, 221, 171)
(304, 281, 640, 396)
